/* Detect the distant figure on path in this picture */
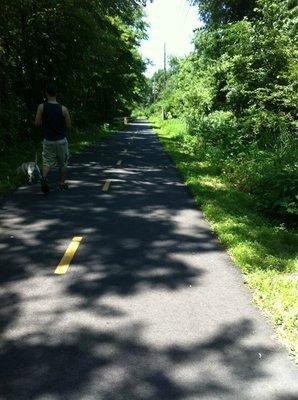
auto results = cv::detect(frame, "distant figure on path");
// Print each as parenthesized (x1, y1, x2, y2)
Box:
(35, 82, 71, 194)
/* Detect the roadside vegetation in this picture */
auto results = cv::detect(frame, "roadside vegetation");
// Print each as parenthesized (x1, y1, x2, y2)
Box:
(0, 0, 149, 195)
(144, 0, 298, 358)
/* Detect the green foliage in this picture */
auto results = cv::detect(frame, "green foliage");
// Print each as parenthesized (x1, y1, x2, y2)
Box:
(186, 108, 297, 218)
(148, 0, 297, 222)
(0, 0, 148, 148)
(190, 0, 256, 26)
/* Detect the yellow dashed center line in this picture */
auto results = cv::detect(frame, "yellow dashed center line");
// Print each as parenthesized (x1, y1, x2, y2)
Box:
(116, 160, 122, 166)
(102, 179, 111, 192)
(54, 236, 83, 275)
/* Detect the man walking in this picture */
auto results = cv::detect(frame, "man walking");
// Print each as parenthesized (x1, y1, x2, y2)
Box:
(35, 82, 71, 194)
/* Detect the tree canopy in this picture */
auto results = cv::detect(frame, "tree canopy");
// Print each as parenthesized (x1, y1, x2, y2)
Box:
(146, 0, 297, 219)
(0, 0, 149, 145)
(190, 0, 256, 26)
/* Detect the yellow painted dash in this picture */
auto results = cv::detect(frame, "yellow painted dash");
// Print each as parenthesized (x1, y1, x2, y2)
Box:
(102, 179, 111, 192)
(116, 160, 122, 166)
(54, 236, 83, 275)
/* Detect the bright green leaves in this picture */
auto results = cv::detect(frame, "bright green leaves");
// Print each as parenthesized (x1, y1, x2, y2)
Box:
(148, 0, 297, 220)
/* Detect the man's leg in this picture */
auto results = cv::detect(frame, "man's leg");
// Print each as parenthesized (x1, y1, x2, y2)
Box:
(41, 141, 51, 194)
(41, 165, 50, 194)
(57, 139, 69, 190)
(59, 166, 67, 185)
(43, 165, 50, 179)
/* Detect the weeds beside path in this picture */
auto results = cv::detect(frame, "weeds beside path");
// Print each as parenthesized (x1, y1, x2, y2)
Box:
(151, 116, 298, 361)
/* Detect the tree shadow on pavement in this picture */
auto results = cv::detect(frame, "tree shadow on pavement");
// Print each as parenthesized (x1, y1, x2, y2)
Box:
(0, 122, 297, 399)
(0, 319, 277, 400)
(0, 122, 217, 316)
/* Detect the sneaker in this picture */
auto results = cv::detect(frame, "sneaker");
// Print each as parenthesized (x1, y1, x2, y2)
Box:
(41, 177, 50, 194)
(59, 183, 69, 191)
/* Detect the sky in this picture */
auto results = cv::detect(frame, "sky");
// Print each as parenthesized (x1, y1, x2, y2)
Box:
(139, 0, 203, 77)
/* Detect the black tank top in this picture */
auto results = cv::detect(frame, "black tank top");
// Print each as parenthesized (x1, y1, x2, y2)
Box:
(42, 102, 66, 141)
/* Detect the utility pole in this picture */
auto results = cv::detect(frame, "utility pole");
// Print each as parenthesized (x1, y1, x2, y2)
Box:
(162, 42, 167, 120)
(164, 42, 167, 79)
(152, 77, 156, 102)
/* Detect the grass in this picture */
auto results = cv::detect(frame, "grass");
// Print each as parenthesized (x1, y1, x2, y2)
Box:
(0, 122, 122, 197)
(151, 116, 298, 361)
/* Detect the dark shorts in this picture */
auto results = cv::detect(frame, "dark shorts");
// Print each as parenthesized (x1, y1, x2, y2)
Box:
(42, 138, 69, 168)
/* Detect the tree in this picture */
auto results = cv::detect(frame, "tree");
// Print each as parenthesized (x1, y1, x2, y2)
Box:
(190, 0, 256, 26)
(0, 0, 148, 145)
(148, 0, 297, 217)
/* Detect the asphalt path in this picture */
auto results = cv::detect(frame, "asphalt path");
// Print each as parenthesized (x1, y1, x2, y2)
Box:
(0, 121, 297, 400)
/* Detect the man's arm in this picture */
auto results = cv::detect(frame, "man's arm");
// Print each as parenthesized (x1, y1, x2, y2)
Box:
(62, 106, 71, 130)
(35, 103, 44, 126)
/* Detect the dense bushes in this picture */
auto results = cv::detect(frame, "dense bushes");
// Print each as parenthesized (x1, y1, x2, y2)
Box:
(147, 0, 297, 222)
(187, 109, 297, 218)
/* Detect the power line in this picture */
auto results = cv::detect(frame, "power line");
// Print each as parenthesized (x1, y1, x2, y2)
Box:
(177, 0, 185, 15)
(176, 0, 190, 30)
(182, 5, 191, 27)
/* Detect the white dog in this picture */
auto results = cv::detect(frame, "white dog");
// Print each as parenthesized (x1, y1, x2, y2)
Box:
(17, 154, 42, 184)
